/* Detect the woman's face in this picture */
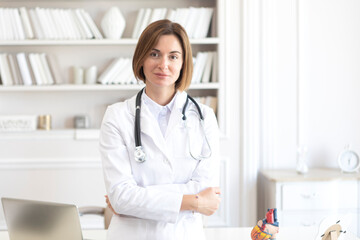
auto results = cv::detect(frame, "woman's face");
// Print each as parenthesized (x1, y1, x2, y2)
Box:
(142, 34, 183, 90)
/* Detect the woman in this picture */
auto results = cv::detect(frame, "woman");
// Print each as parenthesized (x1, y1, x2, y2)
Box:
(99, 19, 221, 240)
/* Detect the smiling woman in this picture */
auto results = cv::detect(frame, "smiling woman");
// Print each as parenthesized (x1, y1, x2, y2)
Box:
(141, 35, 184, 103)
(99, 19, 221, 240)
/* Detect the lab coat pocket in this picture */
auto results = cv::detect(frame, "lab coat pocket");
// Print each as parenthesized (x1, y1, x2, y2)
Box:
(172, 122, 203, 159)
(171, 123, 204, 182)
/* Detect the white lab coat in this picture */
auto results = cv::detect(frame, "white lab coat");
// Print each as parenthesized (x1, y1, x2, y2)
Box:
(99, 91, 220, 240)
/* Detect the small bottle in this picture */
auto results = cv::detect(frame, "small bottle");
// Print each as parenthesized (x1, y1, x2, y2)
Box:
(38, 115, 51, 130)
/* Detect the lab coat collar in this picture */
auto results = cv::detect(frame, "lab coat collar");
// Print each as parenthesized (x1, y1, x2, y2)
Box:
(126, 90, 188, 164)
(142, 90, 176, 121)
(127, 90, 188, 117)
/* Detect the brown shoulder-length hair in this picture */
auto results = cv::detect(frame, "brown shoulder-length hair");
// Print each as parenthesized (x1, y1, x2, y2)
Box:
(132, 19, 193, 91)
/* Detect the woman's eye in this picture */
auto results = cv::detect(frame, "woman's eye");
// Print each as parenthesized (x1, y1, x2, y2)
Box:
(170, 55, 179, 60)
(150, 52, 159, 57)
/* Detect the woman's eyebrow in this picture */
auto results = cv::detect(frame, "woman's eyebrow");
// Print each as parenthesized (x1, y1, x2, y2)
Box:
(151, 48, 182, 54)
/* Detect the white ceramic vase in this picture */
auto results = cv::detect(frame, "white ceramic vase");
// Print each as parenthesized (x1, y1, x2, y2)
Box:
(101, 7, 126, 39)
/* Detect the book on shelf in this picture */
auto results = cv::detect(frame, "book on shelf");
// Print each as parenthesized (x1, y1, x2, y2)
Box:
(16, 53, 33, 85)
(192, 51, 217, 84)
(0, 7, 103, 40)
(132, 7, 214, 39)
(0, 52, 57, 86)
(28, 53, 43, 85)
(193, 8, 214, 39)
(13, 8, 26, 40)
(8, 54, 23, 85)
(28, 8, 44, 39)
(192, 52, 205, 84)
(19, 7, 34, 39)
(132, 8, 145, 39)
(201, 52, 214, 84)
(149, 8, 167, 26)
(98, 57, 137, 85)
(0, 54, 13, 86)
(136, 8, 152, 40)
(39, 53, 55, 85)
(211, 51, 218, 83)
(80, 9, 103, 39)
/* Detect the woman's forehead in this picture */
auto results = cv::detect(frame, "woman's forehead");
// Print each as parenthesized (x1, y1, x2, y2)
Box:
(152, 35, 183, 53)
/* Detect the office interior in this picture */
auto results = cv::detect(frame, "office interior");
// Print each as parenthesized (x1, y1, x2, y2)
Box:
(0, 0, 360, 239)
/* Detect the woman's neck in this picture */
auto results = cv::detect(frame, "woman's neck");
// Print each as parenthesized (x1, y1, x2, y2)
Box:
(145, 85, 176, 106)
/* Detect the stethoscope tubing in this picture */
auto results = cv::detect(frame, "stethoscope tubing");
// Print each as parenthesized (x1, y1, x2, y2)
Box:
(134, 88, 211, 163)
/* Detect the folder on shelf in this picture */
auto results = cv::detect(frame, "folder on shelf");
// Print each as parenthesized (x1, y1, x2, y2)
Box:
(16, 52, 33, 86)
(8, 54, 23, 85)
(19, 7, 34, 39)
(0, 53, 14, 86)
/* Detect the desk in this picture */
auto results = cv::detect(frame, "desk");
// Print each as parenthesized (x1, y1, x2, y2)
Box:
(0, 227, 350, 240)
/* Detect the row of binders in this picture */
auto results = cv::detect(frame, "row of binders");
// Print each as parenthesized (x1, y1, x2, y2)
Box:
(0, 7, 103, 40)
(0, 53, 56, 86)
(132, 7, 214, 39)
(98, 51, 218, 85)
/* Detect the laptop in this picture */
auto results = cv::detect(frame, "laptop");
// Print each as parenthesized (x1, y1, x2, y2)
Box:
(1, 197, 92, 240)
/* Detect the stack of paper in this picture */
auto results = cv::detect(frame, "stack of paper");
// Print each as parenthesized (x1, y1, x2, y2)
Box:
(0, 7, 103, 40)
(0, 52, 56, 86)
(132, 7, 214, 39)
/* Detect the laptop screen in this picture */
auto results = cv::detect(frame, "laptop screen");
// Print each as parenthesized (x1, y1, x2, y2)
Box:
(1, 198, 84, 240)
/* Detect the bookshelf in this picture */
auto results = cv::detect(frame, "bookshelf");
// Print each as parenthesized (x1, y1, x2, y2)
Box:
(0, 83, 219, 92)
(0, 0, 221, 131)
(0, 38, 220, 45)
(0, 0, 230, 228)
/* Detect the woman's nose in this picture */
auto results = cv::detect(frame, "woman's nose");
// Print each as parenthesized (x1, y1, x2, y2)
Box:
(158, 57, 169, 70)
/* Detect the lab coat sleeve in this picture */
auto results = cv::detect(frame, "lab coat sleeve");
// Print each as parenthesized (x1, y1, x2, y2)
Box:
(100, 105, 183, 224)
(147, 106, 220, 195)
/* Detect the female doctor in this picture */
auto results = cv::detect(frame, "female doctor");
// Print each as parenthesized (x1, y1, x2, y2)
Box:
(99, 19, 221, 240)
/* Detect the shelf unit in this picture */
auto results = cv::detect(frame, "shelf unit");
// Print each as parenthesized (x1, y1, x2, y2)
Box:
(0, 0, 229, 229)
(0, 129, 100, 140)
(0, 83, 219, 92)
(0, 37, 220, 45)
(0, 0, 222, 131)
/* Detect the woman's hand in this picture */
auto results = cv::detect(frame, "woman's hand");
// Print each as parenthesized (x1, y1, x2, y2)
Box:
(105, 195, 119, 215)
(196, 187, 221, 216)
(181, 187, 221, 216)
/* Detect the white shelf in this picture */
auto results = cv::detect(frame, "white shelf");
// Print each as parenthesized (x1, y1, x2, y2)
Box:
(0, 83, 219, 92)
(0, 38, 220, 46)
(0, 129, 100, 140)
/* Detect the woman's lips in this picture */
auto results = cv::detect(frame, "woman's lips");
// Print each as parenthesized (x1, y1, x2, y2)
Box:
(154, 73, 169, 78)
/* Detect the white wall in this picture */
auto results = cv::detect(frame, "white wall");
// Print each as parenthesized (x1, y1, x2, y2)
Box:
(298, 0, 360, 168)
(259, 0, 360, 170)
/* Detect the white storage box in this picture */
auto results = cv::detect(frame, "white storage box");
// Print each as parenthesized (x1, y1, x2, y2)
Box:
(0, 115, 37, 132)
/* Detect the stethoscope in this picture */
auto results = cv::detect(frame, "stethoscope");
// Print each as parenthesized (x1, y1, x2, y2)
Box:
(134, 88, 212, 163)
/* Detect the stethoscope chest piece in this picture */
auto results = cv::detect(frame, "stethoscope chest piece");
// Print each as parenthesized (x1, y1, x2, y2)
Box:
(134, 88, 212, 163)
(134, 146, 146, 163)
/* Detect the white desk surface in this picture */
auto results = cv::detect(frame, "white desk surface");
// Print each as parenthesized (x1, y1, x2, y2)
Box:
(0, 227, 325, 240)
